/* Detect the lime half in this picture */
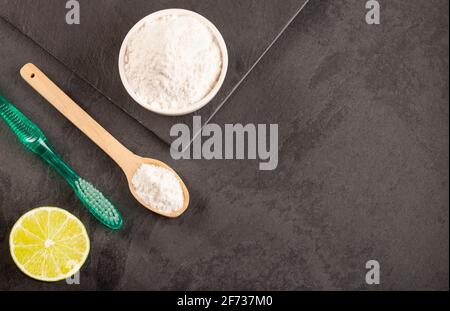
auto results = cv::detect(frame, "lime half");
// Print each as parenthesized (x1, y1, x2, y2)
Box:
(9, 207, 90, 282)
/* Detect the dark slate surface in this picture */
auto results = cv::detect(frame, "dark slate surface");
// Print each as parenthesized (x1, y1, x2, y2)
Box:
(0, 0, 448, 291)
(0, 0, 308, 144)
(205, 0, 449, 290)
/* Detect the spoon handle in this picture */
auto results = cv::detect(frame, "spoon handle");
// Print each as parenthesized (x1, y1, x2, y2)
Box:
(20, 63, 139, 175)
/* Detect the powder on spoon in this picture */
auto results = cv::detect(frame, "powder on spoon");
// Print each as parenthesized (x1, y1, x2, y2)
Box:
(131, 164, 184, 213)
(123, 13, 223, 111)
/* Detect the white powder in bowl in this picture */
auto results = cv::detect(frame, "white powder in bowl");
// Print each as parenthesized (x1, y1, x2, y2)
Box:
(123, 12, 223, 112)
(131, 164, 184, 213)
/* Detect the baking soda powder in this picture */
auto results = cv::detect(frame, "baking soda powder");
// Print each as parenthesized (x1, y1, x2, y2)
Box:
(123, 13, 223, 112)
(131, 164, 184, 213)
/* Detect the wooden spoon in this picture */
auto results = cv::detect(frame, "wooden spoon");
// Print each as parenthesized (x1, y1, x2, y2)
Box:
(20, 63, 189, 218)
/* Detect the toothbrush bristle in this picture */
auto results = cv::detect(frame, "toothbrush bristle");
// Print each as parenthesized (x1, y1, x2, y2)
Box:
(75, 179, 122, 229)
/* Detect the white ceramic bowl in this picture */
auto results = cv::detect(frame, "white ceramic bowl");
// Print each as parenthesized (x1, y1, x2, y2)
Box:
(118, 9, 228, 116)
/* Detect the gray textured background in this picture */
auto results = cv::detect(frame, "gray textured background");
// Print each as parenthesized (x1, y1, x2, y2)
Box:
(0, 0, 448, 290)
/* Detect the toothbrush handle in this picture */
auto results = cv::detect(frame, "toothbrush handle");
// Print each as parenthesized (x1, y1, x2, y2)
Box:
(21, 63, 140, 175)
(0, 95, 78, 185)
(35, 138, 79, 187)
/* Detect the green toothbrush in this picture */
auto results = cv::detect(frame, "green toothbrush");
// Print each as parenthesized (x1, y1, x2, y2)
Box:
(0, 94, 123, 230)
